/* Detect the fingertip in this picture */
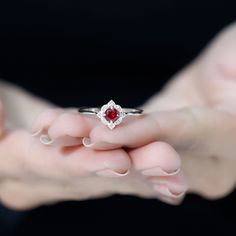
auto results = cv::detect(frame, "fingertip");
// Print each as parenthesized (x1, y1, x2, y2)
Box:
(151, 142, 181, 172)
(65, 147, 131, 178)
(156, 194, 185, 205)
(48, 113, 94, 140)
(129, 141, 181, 174)
(31, 108, 64, 134)
(102, 148, 131, 174)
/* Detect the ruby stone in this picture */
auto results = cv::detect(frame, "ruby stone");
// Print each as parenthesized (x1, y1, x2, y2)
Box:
(105, 108, 119, 122)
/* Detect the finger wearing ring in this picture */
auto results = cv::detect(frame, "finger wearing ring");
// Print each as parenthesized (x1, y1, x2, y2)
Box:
(78, 100, 143, 130)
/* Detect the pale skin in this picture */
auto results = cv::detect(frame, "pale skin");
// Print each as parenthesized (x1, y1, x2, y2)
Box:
(0, 22, 236, 210)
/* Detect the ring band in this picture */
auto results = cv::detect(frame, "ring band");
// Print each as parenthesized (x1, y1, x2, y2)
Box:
(78, 107, 143, 115)
(78, 100, 143, 129)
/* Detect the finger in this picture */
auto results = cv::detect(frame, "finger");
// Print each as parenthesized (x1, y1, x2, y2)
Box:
(128, 141, 187, 204)
(129, 141, 181, 176)
(155, 193, 185, 206)
(149, 172, 188, 198)
(31, 144, 131, 178)
(31, 108, 65, 136)
(39, 134, 83, 147)
(43, 112, 99, 146)
(62, 147, 131, 178)
(86, 107, 234, 153)
(1, 130, 131, 180)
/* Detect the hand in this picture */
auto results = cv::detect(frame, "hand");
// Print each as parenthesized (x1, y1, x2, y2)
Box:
(0, 129, 131, 210)
(81, 22, 236, 202)
(0, 83, 132, 210)
(31, 108, 185, 205)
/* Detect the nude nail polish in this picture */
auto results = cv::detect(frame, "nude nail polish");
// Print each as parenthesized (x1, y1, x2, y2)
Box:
(96, 169, 129, 178)
(82, 137, 120, 150)
(142, 167, 180, 177)
(156, 194, 183, 205)
(153, 184, 185, 198)
(31, 128, 43, 137)
(40, 134, 54, 145)
(82, 137, 94, 147)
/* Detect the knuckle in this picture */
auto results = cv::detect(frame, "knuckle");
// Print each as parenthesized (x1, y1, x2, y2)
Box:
(51, 113, 88, 136)
(57, 112, 73, 123)
(32, 108, 63, 130)
(37, 108, 64, 122)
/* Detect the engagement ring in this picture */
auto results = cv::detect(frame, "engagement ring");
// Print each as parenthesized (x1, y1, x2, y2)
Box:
(78, 100, 143, 129)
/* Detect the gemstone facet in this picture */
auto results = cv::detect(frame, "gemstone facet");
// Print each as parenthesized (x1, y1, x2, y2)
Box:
(105, 108, 119, 122)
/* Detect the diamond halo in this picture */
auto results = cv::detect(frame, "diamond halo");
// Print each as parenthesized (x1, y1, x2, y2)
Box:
(97, 100, 126, 129)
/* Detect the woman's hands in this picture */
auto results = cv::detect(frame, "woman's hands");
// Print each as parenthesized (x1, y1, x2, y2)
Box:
(1, 22, 236, 210)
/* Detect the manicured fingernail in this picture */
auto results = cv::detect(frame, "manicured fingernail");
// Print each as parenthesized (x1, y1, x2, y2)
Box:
(82, 137, 94, 147)
(156, 194, 183, 205)
(31, 128, 43, 137)
(153, 184, 185, 198)
(83, 137, 120, 150)
(142, 167, 180, 177)
(40, 134, 54, 145)
(96, 169, 129, 178)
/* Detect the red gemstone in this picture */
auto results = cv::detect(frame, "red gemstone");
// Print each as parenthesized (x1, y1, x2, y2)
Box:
(105, 108, 119, 122)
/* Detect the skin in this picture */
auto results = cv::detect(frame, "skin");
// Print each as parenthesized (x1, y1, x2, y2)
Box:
(0, 22, 236, 210)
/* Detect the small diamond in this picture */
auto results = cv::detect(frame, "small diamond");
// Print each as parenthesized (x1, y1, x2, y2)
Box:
(108, 122, 116, 130)
(97, 111, 102, 118)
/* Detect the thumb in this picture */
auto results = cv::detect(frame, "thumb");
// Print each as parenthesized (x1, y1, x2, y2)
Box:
(83, 107, 235, 156)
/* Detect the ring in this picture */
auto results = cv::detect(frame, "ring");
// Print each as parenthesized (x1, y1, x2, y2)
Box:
(78, 100, 143, 129)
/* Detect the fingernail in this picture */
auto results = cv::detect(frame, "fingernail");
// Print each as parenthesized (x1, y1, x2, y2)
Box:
(153, 184, 185, 198)
(83, 137, 120, 150)
(31, 128, 43, 137)
(142, 167, 180, 177)
(82, 137, 94, 147)
(96, 169, 129, 178)
(40, 134, 54, 145)
(156, 194, 183, 205)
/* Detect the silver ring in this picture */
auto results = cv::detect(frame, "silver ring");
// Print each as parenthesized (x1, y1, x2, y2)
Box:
(78, 100, 143, 129)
